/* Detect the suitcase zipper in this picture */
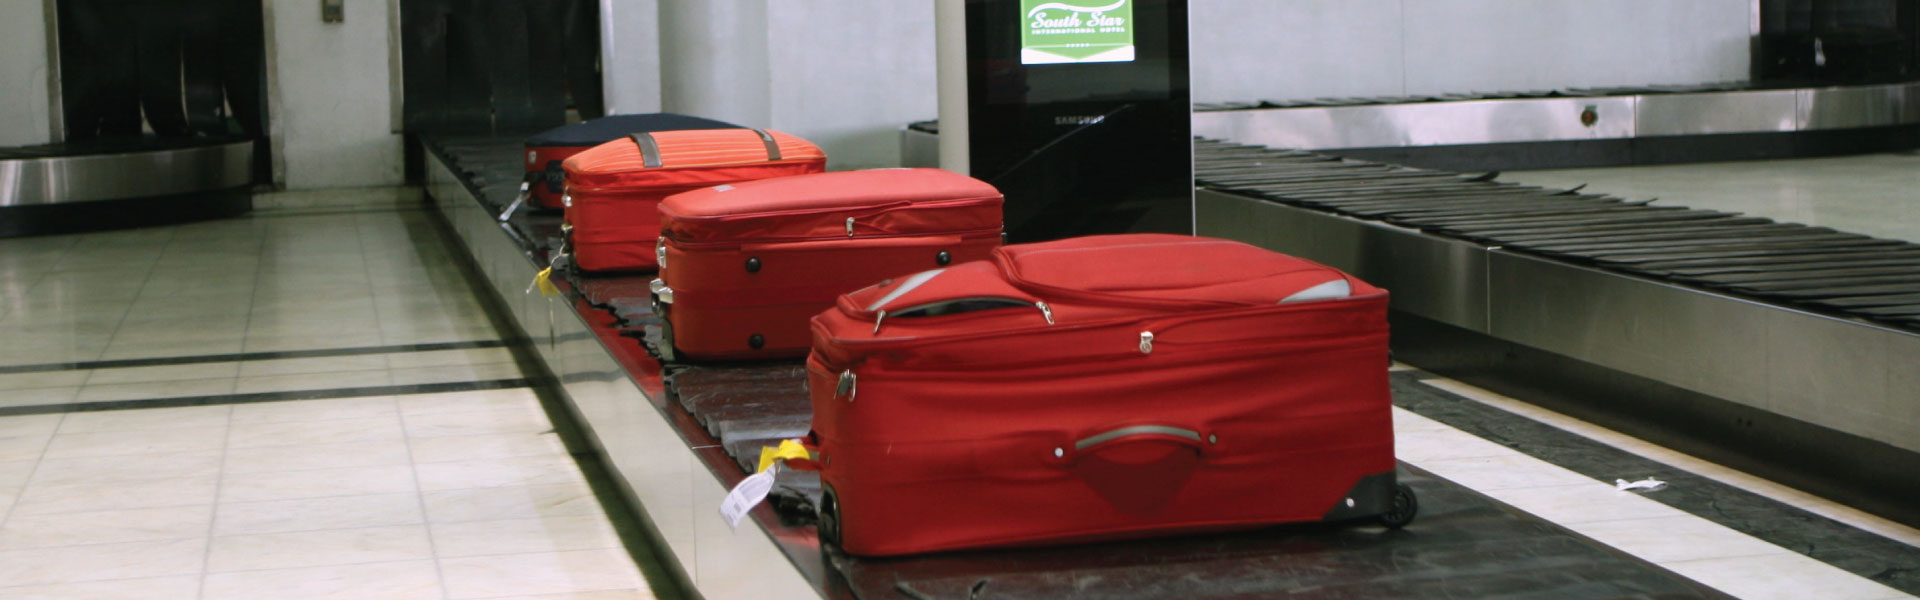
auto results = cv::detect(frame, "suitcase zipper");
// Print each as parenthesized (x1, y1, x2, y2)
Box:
(870, 298, 1053, 334)
(665, 226, 1002, 250)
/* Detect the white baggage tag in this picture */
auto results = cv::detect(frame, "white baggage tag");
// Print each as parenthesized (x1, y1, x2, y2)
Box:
(719, 465, 778, 529)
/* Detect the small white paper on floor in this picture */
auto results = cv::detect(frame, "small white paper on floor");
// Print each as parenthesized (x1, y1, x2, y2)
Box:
(721, 467, 778, 529)
(1615, 477, 1668, 492)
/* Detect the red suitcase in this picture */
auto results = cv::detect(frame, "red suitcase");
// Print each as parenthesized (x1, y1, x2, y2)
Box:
(806, 234, 1412, 556)
(561, 128, 826, 272)
(523, 113, 742, 210)
(654, 168, 1004, 361)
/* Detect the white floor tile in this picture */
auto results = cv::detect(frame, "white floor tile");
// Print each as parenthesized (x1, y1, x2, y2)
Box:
(0, 411, 61, 440)
(206, 525, 435, 573)
(402, 406, 553, 439)
(200, 559, 442, 600)
(1490, 483, 1692, 525)
(1393, 428, 1515, 461)
(409, 431, 569, 465)
(84, 362, 241, 386)
(223, 439, 412, 474)
(387, 347, 516, 369)
(389, 361, 524, 386)
(0, 574, 200, 600)
(214, 492, 424, 536)
(29, 450, 224, 487)
(242, 331, 387, 354)
(233, 369, 392, 395)
(42, 426, 228, 460)
(97, 339, 244, 361)
(220, 464, 418, 503)
(0, 386, 82, 408)
(0, 505, 212, 549)
(56, 405, 232, 434)
(74, 378, 237, 404)
(0, 458, 39, 489)
(0, 370, 91, 391)
(0, 538, 206, 587)
(477, 591, 653, 600)
(235, 354, 388, 378)
(227, 415, 405, 449)
(0, 434, 50, 462)
(395, 387, 541, 416)
(228, 396, 397, 425)
(439, 549, 647, 599)
(429, 514, 623, 558)
(11, 475, 219, 516)
(1413, 453, 1599, 491)
(421, 483, 605, 523)
(1570, 515, 1794, 564)
(414, 454, 588, 491)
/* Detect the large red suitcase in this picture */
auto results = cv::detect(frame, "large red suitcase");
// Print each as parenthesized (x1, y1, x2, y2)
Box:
(561, 128, 825, 272)
(654, 168, 1004, 361)
(523, 113, 742, 210)
(805, 234, 1411, 556)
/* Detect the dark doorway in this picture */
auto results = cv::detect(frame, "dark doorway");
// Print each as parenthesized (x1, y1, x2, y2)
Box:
(399, 0, 604, 136)
(55, 0, 271, 182)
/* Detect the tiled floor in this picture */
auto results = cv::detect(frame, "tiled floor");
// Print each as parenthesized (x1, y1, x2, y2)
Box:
(1506, 152, 1920, 244)
(0, 206, 654, 598)
(1393, 368, 1918, 600)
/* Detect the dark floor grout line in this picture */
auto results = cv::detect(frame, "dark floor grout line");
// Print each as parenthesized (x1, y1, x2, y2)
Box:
(0, 340, 509, 376)
(0, 378, 535, 417)
(1391, 371, 1920, 595)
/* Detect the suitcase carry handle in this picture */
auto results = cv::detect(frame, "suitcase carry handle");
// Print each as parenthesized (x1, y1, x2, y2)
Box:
(1055, 424, 1212, 462)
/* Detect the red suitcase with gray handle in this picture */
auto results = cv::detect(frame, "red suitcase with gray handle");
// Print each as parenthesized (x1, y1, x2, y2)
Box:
(653, 168, 1003, 361)
(805, 233, 1414, 556)
(561, 128, 826, 272)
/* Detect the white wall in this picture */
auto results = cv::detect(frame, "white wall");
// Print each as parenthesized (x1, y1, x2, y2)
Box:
(766, 2, 937, 170)
(0, 1, 52, 147)
(602, 0, 663, 115)
(269, 0, 403, 189)
(1191, 0, 1754, 104)
(660, 0, 772, 128)
(657, 0, 936, 170)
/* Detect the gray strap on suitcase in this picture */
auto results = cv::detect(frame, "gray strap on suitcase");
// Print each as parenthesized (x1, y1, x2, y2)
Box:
(629, 133, 664, 168)
(630, 128, 781, 168)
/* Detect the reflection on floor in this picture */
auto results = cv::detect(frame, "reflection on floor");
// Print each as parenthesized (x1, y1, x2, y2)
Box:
(1506, 152, 1920, 244)
(0, 206, 655, 598)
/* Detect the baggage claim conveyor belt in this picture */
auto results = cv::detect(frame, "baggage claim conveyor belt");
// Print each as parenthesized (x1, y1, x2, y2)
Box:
(421, 135, 1751, 598)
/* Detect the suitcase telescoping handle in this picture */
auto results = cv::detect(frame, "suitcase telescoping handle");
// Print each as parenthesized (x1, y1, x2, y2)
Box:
(629, 129, 782, 169)
(1054, 424, 1213, 461)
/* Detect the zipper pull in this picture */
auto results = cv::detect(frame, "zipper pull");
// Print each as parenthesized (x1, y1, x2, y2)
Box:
(836, 370, 856, 402)
(1035, 301, 1054, 324)
(872, 309, 887, 334)
(1139, 331, 1154, 354)
(845, 217, 855, 237)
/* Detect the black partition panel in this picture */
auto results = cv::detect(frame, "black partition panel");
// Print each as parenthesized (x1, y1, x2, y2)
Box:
(55, 0, 268, 179)
(965, 0, 1192, 242)
(1756, 0, 1920, 84)
(400, 0, 602, 135)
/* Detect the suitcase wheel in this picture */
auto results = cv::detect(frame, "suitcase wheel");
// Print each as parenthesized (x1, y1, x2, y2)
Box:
(745, 257, 761, 273)
(1377, 483, 1418, 529)
(936, 250, 952, 266)
(818, 485, 843, 546)
(748, 334, 765, 349)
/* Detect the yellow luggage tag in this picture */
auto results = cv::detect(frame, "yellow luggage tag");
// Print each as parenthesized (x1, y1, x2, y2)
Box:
(722, 439, 813, 529)
(755, 439, 812, 473)
(527, 267, 560, 297)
